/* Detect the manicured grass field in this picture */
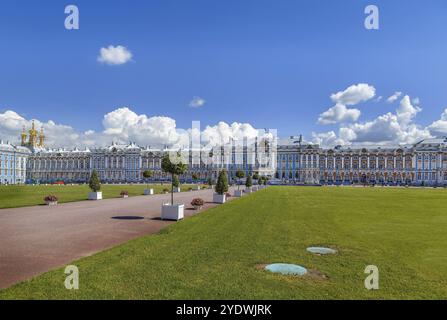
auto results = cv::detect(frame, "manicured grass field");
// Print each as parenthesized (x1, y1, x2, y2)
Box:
(1, 186, 447, 299)
(0, 184, 202, 209)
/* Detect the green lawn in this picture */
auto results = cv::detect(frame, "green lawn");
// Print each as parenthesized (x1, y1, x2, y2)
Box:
(1, 186, 447, 299)
(0, 184, 202, 209)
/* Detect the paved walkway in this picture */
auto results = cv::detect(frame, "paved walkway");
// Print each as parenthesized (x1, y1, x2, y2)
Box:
(0, 188, 233, 289)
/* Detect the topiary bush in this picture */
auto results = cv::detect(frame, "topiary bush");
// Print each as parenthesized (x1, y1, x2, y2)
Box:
(89, 170, 101, 192)
(215, 170, 229, 195)
(245, 175, 253, 188)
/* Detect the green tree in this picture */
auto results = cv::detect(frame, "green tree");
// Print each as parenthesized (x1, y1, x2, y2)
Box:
(88, 170, 101, 192)
(258, 177, 263, 185)
(172, 175, 180, 188)
(161, 153, 188, 205)
(142, 170, 153, 190)
(207, 177, 214, 186)
(263, 177, 269, 185)
(252, 172, 260, 180)
(245, 175, 253, 188)
(215, 170, 229, 195)
(235, 170, 245, 190)
(192, 173, 199, 183)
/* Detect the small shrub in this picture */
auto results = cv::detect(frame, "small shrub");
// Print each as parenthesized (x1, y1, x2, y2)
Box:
(191, 198, 204, 207)
(120, 190, 129, 196)
(89, 170, 101, 192)
(44, 195, 58, 202)
(245, 175, 253, 188)
(215, 170, 229, 195)
(163, 188, 169, 193)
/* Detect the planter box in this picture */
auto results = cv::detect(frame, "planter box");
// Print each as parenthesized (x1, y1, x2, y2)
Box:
(161, 203, 184, 221)
(88, 192, 102, 200)
(173, 187, 181, 193)
(234, 190, 244, 197)
(144, 189, 154, 195)
(45, 201, 58, 206)
(213, 193, 226, 204)
(121, 195, 129, 198)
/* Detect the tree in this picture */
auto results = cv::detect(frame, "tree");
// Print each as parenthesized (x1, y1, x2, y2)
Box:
(192, 173, 199, 183)
(245, 175, 253, 188)
(215, 170, 229, 195)
(161, 153, 188, 205)
(258, 177, 263, 185)
(142, 170, 153, 190)
(252, 172, 260, 180)
(207, 177, 214, 187)
(89, 170, 101, 192)
(172, 175, 180, 188)
(235, 170, 245, 190)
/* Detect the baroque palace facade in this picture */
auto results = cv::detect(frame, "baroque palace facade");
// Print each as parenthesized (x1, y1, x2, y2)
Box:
(1, 125, 447, 186)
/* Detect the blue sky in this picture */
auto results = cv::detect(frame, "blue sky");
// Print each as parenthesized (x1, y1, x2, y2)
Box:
(1, 0, 447, 147)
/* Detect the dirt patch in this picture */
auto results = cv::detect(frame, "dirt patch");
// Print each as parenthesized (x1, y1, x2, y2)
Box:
(306, 269, 329, 281)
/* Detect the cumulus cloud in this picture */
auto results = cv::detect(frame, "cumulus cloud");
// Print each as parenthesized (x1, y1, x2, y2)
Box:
(189, 96, 206, 108)
(330, 83, 376, 106)
(313, 95, 432, 148)
(0, 110, 91, 147)
(428, 108, 447, 136)
(318, 83, 375, 125)
(97, 45, 133, 65)
(386, 91, 402, 103)
(0, 108, 270, 150)
(201, 122, 260, 146)
(311, 131, 348, 147)
(396, 95, 422, 126)
(318, 103, 361, 125)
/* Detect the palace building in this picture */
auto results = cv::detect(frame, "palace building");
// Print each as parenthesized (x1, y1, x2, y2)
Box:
(1, 128, 447, 186)
(0, 141, 30, 185)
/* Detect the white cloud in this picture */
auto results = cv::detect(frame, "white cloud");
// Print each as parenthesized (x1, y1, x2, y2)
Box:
(318, 83, 375, 125)
(330, 83, 376, 106)
(396, 95, 422, 127)
(314, 95, 432, 148)
(97, 45, 133, 65)
(311, 131, 348, 147)
(189, 96, 206, 108)
(428, 108, 447, 136)
(201, 122, 260, 146)
(0, 110, 93, 147)
(386, 91, 402, 103)
(0, 108, 269, 150)
(318, 103, 361, 125)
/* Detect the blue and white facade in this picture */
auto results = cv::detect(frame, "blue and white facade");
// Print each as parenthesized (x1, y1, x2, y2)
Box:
(0, 140, 30, 185)
(2, 131, 447, 186)
(276, 136, 447, 186)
